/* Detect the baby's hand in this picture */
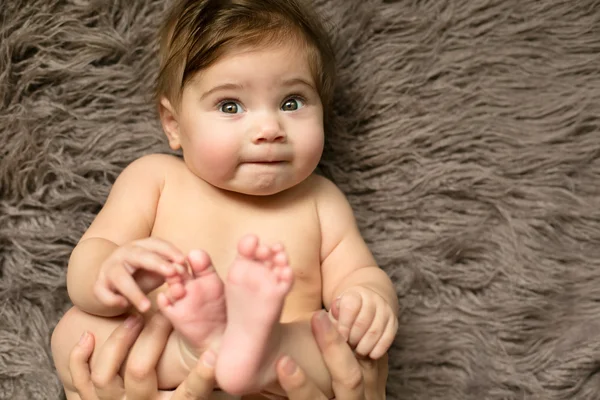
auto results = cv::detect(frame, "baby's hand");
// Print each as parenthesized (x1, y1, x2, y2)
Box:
(94, 238, 187, 312)
(330, 286, 398, 359)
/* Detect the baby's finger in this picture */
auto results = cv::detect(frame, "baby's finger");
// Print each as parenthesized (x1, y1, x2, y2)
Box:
(93, 282, 128, 309)
(109, 270, 151, 312)
(347, 297, 376, 347)
(354, 307, 387, 357)
(124, 247, 177, 277)
(335, 291, 362, 342)
(68, 332, 98, 400)
(276, 356, 328, 400)
(369, 317, 398, 360)
(134, 238, 186, 265)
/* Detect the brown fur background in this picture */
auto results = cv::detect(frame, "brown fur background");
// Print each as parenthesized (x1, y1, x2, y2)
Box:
(2, 0, 600, 399)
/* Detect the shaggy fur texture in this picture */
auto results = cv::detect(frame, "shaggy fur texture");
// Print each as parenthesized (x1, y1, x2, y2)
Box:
(1, 0, 600, 399)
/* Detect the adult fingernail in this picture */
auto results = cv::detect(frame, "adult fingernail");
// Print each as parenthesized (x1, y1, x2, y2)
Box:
(124, 314, 141, 328)
(78, 331, 89, 345)
(333, 296, 342, 318)
(201, 349, 216, 367)
(281, 356, 297, 376)
(316, 310, 333, 331)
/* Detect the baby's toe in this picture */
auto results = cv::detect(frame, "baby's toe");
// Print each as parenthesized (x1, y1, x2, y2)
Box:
(255, 244, 272, 262)
(237, 234, 259, 258)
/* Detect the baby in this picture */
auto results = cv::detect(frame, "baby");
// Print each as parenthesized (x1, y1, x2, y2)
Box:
(51, 0, 399, 398)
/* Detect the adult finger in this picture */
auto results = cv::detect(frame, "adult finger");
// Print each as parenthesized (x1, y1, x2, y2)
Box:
(335, 291, 362, 342)
(172, 350, 217, 400)
(69, 331, 99, 400)
(357, 354, 387, 400)
(276, 355, 328, 400)
(124, 313, 173, 399)
(91, 315, 144, 400)
(312, 311, 365, 400)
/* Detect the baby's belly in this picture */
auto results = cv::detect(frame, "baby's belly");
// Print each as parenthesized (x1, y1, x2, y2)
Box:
(150, 195, 324, 320)
(148, 279, 322, 323)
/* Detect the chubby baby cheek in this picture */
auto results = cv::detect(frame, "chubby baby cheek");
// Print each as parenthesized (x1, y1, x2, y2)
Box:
(297, 132, 324, 166)
(194, 136, 239, 176)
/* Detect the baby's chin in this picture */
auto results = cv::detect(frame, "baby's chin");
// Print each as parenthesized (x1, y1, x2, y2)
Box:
(215, 177, 300, 197)
(226, 183, 294, 197)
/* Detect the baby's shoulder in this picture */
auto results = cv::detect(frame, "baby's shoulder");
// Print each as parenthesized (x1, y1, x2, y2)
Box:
(126, 153, 186, 174)
(118, 153, 186, 187)
(305, 174, 346, 200)
(128, 153, 184, 169)
(303, 174, 355, 222)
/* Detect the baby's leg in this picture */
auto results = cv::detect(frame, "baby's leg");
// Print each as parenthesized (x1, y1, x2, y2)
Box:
(157, 249, 226, 362)
(53, 249, 226, 392)
(214, 235, 293, 395)
(215, 235, 333, 398)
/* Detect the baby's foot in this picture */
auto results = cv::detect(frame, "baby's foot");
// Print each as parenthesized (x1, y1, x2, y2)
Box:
(157, 249, 226, 366)
(215, 234, 294, 395)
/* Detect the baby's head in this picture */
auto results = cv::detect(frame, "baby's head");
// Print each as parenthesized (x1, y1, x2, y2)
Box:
(155, 0, 336, 196)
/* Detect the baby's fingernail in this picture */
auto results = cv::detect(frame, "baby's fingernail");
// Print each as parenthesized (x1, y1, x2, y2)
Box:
(201, 349, 216, 367)
(78, 331, 89, 345)
(174, 263, 186, 274)
(281, 356, 297, 376)
(124, 314, 141, 328)
(161, 265, 174, 274)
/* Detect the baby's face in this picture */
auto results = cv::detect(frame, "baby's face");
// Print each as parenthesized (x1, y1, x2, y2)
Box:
(175, 42, 324, 196)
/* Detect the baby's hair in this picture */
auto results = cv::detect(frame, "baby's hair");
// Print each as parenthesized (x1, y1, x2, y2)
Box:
(155, 0, 336, 129)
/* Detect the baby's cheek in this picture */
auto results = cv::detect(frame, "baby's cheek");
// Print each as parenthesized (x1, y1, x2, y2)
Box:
(295, 129, 323, 167)
(196, 136, 238, 173)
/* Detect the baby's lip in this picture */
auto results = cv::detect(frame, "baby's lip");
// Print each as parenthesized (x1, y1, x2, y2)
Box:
(244, 155, 290, 163)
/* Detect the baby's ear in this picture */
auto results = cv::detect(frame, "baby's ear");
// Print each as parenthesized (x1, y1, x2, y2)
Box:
(159, 97, 181, 150)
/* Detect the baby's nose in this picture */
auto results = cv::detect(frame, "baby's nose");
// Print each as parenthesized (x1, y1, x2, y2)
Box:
(253, 119, 286, 143)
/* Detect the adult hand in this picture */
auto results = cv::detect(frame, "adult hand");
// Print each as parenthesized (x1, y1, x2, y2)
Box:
(68, 310, 388, 400)
(275, 310, 388, 400)
(68, 313, 216, 400)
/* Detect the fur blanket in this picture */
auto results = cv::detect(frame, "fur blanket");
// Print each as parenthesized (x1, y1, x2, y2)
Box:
(1, 0, 600, 399)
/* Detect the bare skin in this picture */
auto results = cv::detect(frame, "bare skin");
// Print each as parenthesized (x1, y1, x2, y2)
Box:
(216, 236, 293, 394)
(67, 310, 387, 400)
(157, 248, 226, 360)
(52, 41, 398, 398)
(157, 234, 295, 394)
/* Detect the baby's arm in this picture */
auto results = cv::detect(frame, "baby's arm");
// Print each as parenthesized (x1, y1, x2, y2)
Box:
(316, 176, 399, 358)
(67, 154, 184, 317)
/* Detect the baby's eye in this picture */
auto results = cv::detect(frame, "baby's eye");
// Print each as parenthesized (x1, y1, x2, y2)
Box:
(281, 98, 305, 112)
(219, 101, 243, 114)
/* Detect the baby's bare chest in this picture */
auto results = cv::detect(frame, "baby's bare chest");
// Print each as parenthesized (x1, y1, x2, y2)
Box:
(149, 180, 323, 315)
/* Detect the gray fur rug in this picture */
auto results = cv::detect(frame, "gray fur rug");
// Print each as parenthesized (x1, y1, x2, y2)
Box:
(2, 0, 600, 399)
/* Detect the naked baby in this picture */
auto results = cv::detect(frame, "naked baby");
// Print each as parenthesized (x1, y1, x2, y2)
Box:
(52, 0, 399, 398)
